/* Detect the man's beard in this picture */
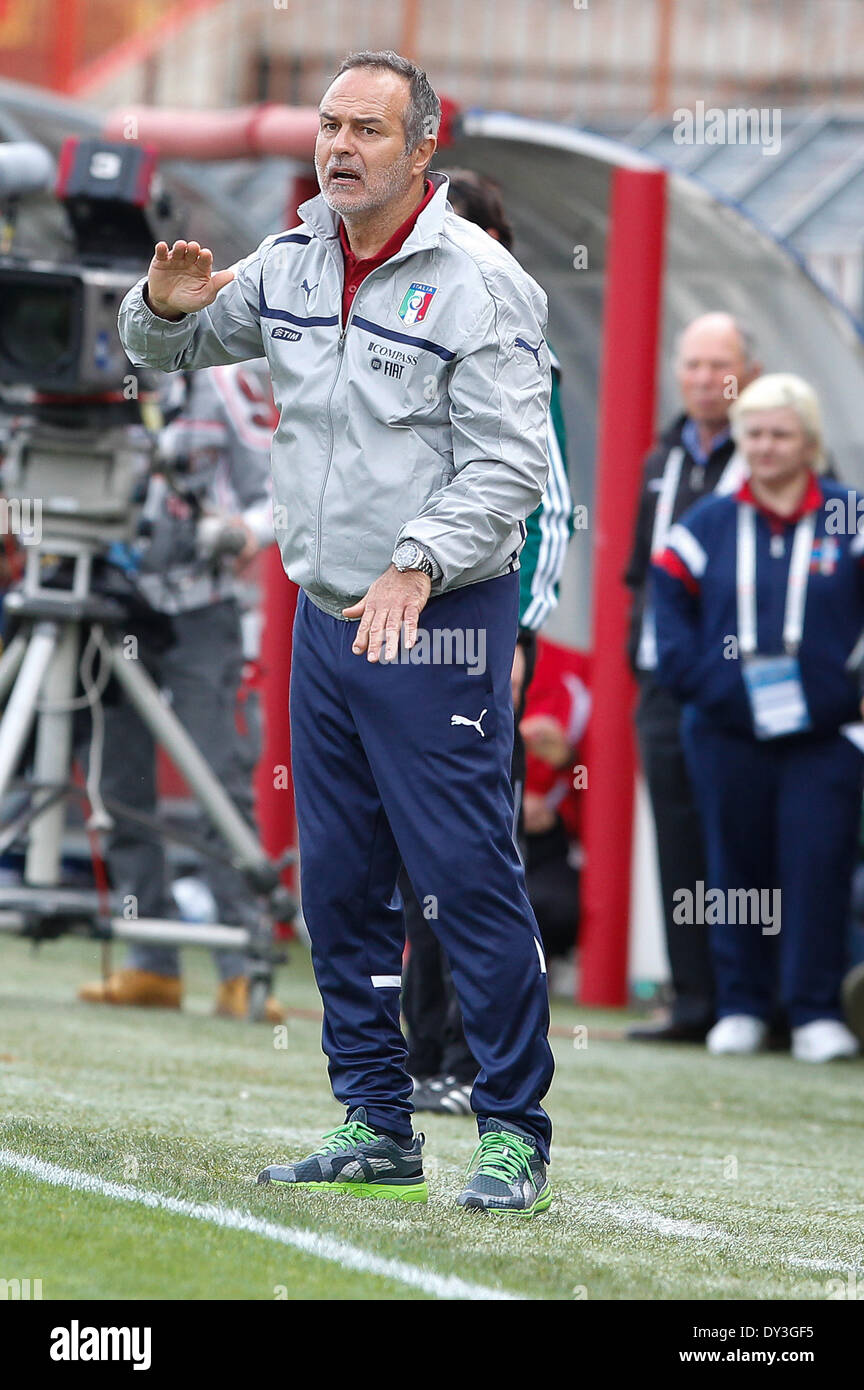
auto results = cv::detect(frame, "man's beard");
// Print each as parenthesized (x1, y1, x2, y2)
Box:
(315, 148, 415, 216)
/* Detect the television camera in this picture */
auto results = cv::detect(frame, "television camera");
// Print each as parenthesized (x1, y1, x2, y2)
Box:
(0, 138, 294, 1017)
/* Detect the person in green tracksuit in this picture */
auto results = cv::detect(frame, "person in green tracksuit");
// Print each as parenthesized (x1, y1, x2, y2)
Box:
(401, 168, 574, 1114)
(519, 344, 573, 632)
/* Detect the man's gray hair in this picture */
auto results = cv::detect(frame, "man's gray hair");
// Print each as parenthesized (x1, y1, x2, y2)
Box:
(330, 50, 441, 153)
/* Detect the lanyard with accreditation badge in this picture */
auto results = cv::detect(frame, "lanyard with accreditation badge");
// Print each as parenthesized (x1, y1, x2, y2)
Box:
(637, 446, 747, 670)
(736, 501, 817, 739)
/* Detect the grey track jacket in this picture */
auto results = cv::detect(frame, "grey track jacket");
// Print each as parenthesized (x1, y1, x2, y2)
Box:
(118, 171, 551, 620)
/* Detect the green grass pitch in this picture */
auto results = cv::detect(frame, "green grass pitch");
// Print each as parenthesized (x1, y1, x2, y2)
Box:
(1, 934, 862, 1301)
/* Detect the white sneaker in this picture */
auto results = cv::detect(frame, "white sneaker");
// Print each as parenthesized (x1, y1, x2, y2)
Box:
(706, 1015, 767, 1055)
(791, 1019, 860, 1063)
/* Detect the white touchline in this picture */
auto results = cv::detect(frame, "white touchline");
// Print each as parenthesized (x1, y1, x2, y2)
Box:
(0, 1149, 524, 1302)
(8, 1149, 857, 1289)
(566, 1195, 864, 1276)
(589, 1199, 728, 1243)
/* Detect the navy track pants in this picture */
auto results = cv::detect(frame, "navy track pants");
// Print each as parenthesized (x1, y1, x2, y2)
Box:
(682, 709, 864, 1028)
(290, 572, 554, 1160)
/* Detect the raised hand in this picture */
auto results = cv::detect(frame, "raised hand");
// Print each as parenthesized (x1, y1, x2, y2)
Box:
(147, 240, 236, 320)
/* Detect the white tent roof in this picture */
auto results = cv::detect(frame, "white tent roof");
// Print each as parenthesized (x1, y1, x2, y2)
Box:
(449, 112, 864, 643)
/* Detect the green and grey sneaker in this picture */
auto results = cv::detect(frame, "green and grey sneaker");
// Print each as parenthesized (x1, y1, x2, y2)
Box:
(257, 1106, 428, 1203)
(456, 1119, 551, 1217)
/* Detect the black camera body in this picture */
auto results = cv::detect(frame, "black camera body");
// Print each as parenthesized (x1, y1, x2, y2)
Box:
(0, 259, 138, 395)
(0, 137, 179, 396)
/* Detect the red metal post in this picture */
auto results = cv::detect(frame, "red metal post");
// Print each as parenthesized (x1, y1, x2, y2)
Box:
(253, 173, 319, 905)
(400, 0, 422, 61)
(578, 165, 667, 1006)
(254, 546, 298, 885)
(652, 0, 676, 116)
(50, 0, 82, 93)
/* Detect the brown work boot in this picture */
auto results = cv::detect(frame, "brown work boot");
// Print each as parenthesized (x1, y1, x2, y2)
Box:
(214, 976, 286, 1023)
(78, 969, 183, 1009)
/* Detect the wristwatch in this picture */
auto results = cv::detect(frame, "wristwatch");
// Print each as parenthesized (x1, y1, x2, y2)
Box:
(392, 538, 440, 580)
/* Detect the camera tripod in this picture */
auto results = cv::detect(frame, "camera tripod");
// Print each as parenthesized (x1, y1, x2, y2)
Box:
(0, 418, 296, 1020)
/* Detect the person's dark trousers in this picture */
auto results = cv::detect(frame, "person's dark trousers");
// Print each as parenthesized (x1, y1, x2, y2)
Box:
(401, 874, 477, 1083)
(635, 678, 715, 1030)
(401, 630, 538, 1084)
(525, 817, 580, 959)
(509, 629, 537, 841)
(291, 573, 554, 1160)
(83, 599, 253, 981)
(682, 710, 864, 1027)
(401, 868, 448, 1078)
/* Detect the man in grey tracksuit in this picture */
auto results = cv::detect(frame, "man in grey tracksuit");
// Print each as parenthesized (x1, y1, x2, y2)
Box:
(118, 51, 555, 1215)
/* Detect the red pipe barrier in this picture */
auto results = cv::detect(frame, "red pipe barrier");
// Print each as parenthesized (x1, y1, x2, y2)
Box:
(252, 174, 318, 919)
(102, 98, 459, 161)
(578, 165, 667, 1007)
(101, 105, 322, 161)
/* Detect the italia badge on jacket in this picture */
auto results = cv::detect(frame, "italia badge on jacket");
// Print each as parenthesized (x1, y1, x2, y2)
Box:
(398, 282, 437, 325)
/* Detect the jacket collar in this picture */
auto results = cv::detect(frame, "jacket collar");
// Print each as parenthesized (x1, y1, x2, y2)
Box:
(338, 176, 437, 265)
(660, 412, 734, 456)
(736, 470, 823, 526)
(298, 170, 450, 259)
(680, 416, 732, 468)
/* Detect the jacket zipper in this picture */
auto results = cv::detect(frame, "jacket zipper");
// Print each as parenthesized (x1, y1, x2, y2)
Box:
(313, 254, 418, 588)
(314, 328, 346, 587)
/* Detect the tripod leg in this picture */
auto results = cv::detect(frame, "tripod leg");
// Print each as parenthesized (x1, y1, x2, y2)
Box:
(105, 639, 275, 885)
(0, 622, 59, 802)
(0, 632, 27, 703)
(105, 636, 280, 1019)
(26, 624, 80, 884)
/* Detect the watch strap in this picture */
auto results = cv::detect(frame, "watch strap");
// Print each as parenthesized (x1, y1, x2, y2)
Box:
(394, 539, 440, 580)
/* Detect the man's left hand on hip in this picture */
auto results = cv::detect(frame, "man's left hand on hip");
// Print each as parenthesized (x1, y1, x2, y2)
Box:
(343, 564, 432, 662)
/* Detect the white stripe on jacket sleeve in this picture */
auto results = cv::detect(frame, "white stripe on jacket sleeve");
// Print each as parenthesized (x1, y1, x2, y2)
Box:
(665, 522, 708, 578)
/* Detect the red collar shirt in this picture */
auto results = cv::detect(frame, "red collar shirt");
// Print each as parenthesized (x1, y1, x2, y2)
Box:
(338, 178, 436, 327)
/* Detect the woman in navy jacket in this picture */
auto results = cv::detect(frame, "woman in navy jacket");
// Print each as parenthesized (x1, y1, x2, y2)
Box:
(653, 374, 864, 1062)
